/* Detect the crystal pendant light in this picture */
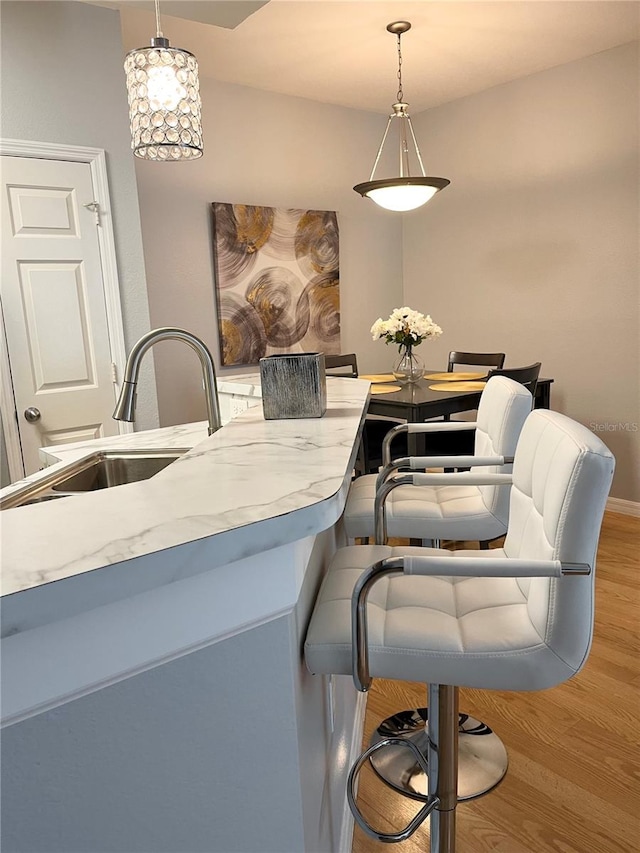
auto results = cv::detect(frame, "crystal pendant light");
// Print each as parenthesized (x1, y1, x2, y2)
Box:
(124, 0, 203, 161)
(354, 22, 449, 212)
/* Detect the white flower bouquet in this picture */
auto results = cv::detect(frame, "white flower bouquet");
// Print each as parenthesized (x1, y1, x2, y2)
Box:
(371, 307, 443, 352)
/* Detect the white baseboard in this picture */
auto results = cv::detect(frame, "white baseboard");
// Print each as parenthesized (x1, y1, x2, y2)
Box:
(607, 498, 640, 517)
(338, 690, 368, 853)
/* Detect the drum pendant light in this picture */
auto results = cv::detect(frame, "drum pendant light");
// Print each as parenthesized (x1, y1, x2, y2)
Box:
(354, 22, 449, 212)
(124, 0, 203, 161)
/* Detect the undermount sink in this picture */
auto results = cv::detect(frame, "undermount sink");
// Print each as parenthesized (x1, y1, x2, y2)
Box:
(51, 451, 184, 492)
(0, 449, 187, 510)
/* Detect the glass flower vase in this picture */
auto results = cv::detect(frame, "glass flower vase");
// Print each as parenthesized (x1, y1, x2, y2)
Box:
(392, 346, 424, 384)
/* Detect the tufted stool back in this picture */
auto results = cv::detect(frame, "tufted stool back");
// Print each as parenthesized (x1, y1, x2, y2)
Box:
(502, 409, 615, 678)
(470, 376, 534, 526)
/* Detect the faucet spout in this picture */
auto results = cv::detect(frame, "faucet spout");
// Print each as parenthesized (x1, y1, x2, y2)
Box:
(113, 328, 222, 435)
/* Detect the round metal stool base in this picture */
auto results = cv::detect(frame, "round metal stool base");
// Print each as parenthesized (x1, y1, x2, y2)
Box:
(369, 707, 508, 802)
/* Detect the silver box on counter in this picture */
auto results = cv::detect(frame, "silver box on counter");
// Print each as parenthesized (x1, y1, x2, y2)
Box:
(259, 353, 327, 419)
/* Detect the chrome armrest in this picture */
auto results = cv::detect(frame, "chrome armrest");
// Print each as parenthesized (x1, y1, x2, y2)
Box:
(352, 558, 404, 691)
(351, 556, 591, 693)
(375, 453, 512, 492)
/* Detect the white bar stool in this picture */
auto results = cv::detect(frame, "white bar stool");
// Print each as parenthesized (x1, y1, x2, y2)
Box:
(305, 410, 615, 851)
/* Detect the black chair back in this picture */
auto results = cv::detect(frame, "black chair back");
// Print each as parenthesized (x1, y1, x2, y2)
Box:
(448, 351, 506, 371)
(487, 362, 542, 397)
(325, 353, 358, 378)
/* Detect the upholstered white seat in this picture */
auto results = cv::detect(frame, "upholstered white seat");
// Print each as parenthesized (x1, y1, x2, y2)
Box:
(305, 410, 615, 851)
(304, 543, 565, 691)
(344, 376, 532, 542)
(345, 481, 507, 542)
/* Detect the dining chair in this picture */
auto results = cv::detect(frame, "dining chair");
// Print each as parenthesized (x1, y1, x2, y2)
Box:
(343, 376, 532, 545)
(324, 353, 359, 378)
(486, 361, 541, 396)
(305, 410, 615, 850)
(447, 351, 506, 372)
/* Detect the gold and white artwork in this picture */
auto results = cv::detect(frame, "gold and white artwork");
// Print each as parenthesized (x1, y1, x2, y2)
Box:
(211, 203, 340, 366)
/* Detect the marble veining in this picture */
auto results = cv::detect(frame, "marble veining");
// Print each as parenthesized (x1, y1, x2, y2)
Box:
(1, 377, 369, 604)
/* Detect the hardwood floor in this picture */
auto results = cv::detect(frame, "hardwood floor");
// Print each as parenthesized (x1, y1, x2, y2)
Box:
(351, 512, 640, 853)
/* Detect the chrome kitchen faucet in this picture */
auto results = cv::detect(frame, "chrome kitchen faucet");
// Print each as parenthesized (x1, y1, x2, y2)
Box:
(113, 328, 222, 435)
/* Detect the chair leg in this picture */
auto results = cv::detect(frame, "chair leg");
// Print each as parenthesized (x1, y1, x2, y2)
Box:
(428, 684, 458, 853)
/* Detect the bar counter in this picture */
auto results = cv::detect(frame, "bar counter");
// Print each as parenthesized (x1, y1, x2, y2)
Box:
(0, 377, 370, 853)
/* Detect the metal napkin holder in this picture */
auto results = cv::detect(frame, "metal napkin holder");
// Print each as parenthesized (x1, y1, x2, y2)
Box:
(259, 353, 327, 419)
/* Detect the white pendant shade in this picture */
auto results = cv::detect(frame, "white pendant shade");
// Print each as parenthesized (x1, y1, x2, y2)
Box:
(366, 183, 440, 212)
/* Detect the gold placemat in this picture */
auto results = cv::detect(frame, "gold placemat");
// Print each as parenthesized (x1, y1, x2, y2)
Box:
(429, 381, 487, 392)
(359, 373, 396, 383)
(424, 371, 487, 381)
(371, 384, 402, 394)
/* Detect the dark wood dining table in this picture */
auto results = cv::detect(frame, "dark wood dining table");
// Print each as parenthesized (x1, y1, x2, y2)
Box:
(364, 371, 553, 457)
(366, 372, 553, 422)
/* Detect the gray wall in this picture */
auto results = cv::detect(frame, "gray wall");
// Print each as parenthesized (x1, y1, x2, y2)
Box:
(0, 1, 158, 431)
(135, 79, 404, 426)
(403, 42, 639, 502)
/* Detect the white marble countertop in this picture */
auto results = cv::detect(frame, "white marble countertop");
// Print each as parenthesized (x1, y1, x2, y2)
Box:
(0, 377, 369, 629)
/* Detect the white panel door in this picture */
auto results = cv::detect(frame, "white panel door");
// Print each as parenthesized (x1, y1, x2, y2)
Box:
(1, 155, 119, 474)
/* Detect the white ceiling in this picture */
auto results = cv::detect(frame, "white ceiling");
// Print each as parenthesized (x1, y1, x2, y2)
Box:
(86, 0, 268, 29)
(110, 0, 639, 114)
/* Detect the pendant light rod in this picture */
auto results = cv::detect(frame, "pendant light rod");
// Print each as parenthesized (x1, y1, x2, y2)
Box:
(154, 0, 162, 37)
(399, 109, 409, 177)
(406, 115, 427, 175)
(353, 20, 450, 212)
(368, 116, 393, 181)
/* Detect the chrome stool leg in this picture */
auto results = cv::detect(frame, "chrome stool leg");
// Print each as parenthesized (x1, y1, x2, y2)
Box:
(428, 684, 458, 853)
(369, 705, 508, 801)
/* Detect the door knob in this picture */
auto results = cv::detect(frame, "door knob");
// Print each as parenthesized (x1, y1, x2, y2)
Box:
(24, 407, 41, 423)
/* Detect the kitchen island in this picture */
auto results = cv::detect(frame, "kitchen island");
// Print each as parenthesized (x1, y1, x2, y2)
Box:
(0, 376, 370, 853)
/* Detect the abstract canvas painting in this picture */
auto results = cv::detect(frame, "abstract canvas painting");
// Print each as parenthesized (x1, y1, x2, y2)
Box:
(211, 203, 340, 366)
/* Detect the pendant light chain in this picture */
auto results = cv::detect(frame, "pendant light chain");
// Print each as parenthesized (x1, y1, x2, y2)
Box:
(396, 32, 404, 103)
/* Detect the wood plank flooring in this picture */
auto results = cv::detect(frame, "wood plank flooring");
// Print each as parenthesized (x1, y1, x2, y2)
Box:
(351, 512, 640, 853)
